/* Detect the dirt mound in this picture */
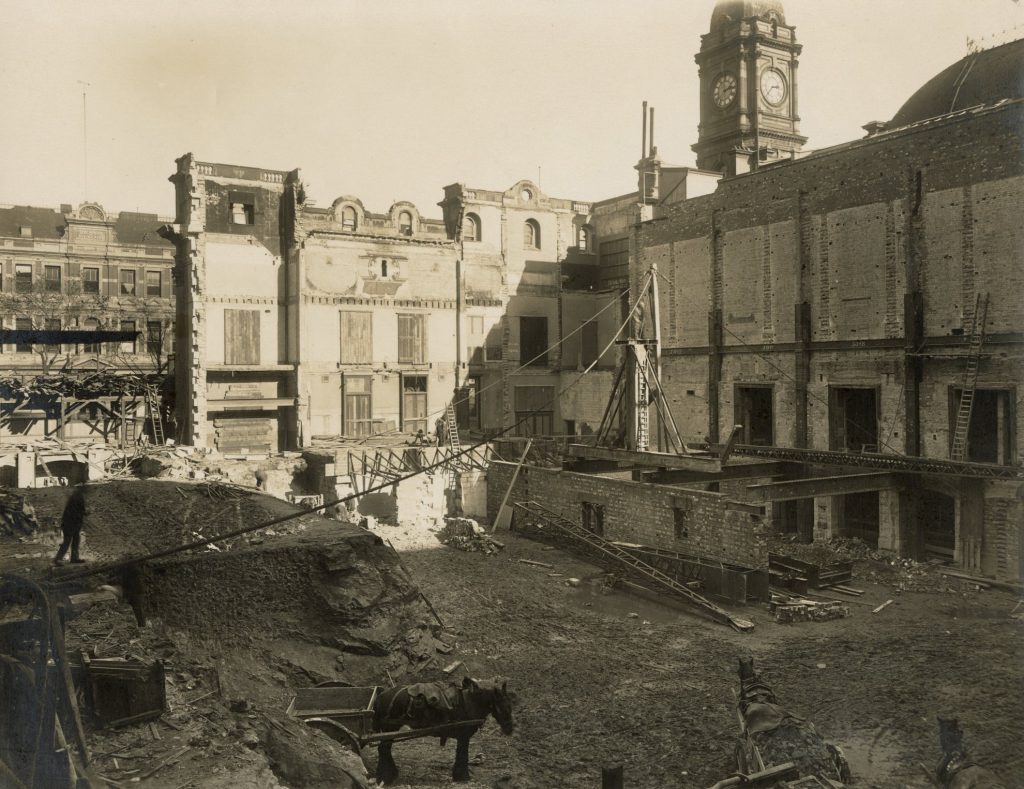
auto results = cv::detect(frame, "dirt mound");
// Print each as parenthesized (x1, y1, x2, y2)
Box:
(21, 479, 322, 562)
(2, 481, 454, 788)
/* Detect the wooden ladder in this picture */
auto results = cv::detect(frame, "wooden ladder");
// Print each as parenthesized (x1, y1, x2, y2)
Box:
(950, 293, 989, 462)
(145, 384, 165, 445)
(513, 500, 754, 631)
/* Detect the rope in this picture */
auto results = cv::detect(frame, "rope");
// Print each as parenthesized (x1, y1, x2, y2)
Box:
(57, 275, 652, 583)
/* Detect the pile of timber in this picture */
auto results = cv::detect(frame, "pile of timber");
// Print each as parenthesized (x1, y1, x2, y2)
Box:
(769, 553, 853, 594)
(769, 592, 849, 624)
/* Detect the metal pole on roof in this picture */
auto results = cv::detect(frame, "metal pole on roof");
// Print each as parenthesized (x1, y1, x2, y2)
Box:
(77, 80, 90, 199)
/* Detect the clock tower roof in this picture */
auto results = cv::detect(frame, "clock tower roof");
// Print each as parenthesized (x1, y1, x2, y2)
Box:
(709, 0, 785, 31)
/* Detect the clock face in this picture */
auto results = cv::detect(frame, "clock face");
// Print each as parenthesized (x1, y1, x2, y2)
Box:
(713, 74, 737, 108)
(760, 69, 787, 106)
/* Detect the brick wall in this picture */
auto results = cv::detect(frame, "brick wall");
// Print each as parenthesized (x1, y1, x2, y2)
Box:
(487, 461, 769, 569)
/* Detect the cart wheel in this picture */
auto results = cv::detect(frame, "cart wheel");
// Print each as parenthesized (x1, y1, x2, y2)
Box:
(304, 718, 362, 754)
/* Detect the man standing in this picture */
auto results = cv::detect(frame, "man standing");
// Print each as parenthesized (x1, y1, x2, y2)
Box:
(54, 485, 88, 565)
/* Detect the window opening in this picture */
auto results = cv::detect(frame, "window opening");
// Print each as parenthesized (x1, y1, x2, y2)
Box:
(519, 316, 548, 366)
(402, 374, 428, 434)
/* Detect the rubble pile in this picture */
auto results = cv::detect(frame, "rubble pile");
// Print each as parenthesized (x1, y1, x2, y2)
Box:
(439, 517, 504, 555)
(0, 491, 40, 537)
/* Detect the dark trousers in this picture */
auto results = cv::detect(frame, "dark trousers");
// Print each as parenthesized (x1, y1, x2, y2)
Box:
(55, 521, 82, 561)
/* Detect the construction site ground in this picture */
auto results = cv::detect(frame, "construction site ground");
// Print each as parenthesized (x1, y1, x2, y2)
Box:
(1, 481, 1022, 788)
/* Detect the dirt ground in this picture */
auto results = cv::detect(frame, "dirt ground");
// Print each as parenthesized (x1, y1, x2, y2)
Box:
(367, 521, 1024, 789)
(3, 482, 1022, 788)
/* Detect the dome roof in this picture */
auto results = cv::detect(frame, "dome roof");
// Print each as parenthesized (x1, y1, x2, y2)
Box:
(710, 0, 785, 30)
(890, 38, 1024, 127)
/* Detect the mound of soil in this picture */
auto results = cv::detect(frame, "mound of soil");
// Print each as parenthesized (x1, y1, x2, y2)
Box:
(0, 480, 452, 788)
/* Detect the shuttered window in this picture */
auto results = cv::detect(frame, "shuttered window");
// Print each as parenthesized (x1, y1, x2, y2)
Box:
(224, 309, 261, 365)
(340, 311, 372, 364)
(397, 314, 424, 364)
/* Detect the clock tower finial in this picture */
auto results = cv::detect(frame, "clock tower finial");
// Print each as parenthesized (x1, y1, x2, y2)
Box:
(692, 1, 807, 176)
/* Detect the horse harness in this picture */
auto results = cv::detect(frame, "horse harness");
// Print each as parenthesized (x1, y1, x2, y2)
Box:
(383, 682, 463, 724)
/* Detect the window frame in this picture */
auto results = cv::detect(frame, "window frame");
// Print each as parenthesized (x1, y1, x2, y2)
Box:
(397, 313, 425, 365)
(400, 373, 429, 434)
(15, 264, 33, 293)
(15, 317, 33, 353)
(146, 320, 163, 357)
(82, 266, 100, 294)
(44, 265, 62, 293)
(120, 319, 137, 354)
(462, 212, 481, 242)
(119, 269, 137, 296)
(146, 270, 162, 297)
(523, 219, 541, 250)
(342, 375, 373, 437)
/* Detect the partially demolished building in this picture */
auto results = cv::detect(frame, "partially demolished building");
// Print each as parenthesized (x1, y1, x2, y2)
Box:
(156, 8, 1024, 587)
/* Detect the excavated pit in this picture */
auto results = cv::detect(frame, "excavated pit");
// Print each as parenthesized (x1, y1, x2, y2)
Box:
(2, 480, 451, 788)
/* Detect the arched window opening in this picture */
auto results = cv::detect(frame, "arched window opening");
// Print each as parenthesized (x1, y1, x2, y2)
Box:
(578, 225, 593, 253)
(398, 211, 413, 236)
(462, 213, 481, 242)
(523, 219, 540, 250)
(341, 206, 357, 231)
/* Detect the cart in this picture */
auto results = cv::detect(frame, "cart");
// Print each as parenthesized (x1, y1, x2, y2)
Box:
(286, 682, 486, 756)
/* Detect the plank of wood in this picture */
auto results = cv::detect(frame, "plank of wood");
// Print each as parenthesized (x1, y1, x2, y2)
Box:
(828, 584, 865, 595)
(492, 439, 532, 532)
(872, 599, 894, 614)
(939, 569, 1018, 592)
(518, 559, 554, 569)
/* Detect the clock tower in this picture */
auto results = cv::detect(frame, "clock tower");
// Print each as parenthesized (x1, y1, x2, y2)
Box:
(692, 0, 807, 176)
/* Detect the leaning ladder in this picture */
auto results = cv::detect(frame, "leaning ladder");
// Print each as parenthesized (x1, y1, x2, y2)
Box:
(442, 401, 462, 490)
(145, 384, 165, 445)
(950, 293, 989, 462)
(512, 500, 753, 631)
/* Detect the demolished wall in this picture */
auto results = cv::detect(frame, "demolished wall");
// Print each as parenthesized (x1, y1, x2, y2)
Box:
(487, 461, 770, 569)
(140, 522, 428, 656)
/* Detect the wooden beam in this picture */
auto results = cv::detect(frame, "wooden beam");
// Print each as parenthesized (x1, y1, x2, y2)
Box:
(642, 461, 793, 485)
(745, 472, 902, 502)
(566, 443, 721, 472)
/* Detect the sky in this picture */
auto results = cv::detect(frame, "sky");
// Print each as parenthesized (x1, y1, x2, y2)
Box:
(1, 0, 1022, 219)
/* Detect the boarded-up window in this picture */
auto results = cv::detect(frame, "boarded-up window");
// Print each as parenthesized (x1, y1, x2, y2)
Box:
(402, 374, 428, 433)
(343, 376, 372, 437)
(224, 309, 261, 365)
(397, 314, 424, 364)
(340, 311, 372, 364)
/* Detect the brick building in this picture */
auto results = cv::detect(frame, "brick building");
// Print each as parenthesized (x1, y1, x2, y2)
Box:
(0, 202, 175, 441)
(161, 158, 619, 453)
(0, 202, 175, 374)
(612, 7, 1024, 579)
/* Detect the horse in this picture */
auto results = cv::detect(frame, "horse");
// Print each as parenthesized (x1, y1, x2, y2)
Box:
(936, 718, 1006, 788)
(734, 657, 850, 784)
(372, 676, 514, 785)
